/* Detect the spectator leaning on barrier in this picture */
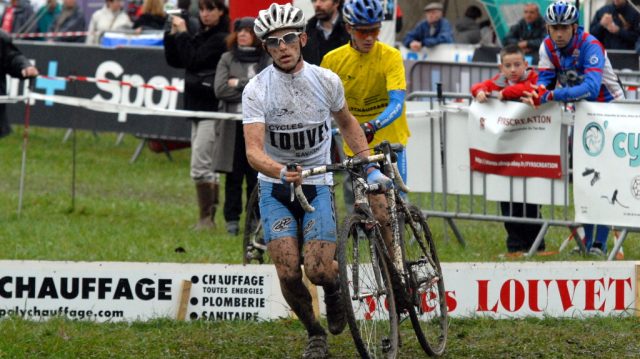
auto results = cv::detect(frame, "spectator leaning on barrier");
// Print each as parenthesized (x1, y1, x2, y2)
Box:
(0, 30, 38, 138)
(213, 17, 270, 236)
(503, 3, 545, 64)
(133, 0, 167, 31)
(471, 44, 546, 254)
(49, 0, 86, 42)
(589, 0, 640, 51)
(454, 4, 482, 44)
(1, 0, 34, 34)
(164, 0, 229, 230)
(301, 0, 349, 66)
(522, 1, 625, 257)
(402, 1, 453, 51)
(86, 0, 133, 45)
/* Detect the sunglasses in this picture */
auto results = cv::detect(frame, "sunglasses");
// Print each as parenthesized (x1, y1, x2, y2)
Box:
(264, 32, 301, 48)
(353, 27, 381, 39)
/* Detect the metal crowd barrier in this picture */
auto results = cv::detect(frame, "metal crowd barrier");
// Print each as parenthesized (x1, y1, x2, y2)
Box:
(406, 60, 640, 99)
(405, 91, 638, 260)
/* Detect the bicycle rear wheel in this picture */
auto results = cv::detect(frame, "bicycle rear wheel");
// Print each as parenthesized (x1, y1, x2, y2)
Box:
(337, 214, 399, 359)
(400, 204, 448, 356)
(242, 186, 270, 265)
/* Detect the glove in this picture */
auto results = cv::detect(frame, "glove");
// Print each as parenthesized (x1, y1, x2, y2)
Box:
(539, 88, 553, 105)
(366, 167, 393, 192)
(360, 122, 376, 143)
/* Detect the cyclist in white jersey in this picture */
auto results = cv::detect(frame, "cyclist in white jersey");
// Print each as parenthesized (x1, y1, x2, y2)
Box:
(242, 3, 392, 359)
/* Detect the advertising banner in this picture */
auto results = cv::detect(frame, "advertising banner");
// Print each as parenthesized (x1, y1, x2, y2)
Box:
(0, 261, 636, 321)
(468, 100, 562, 179)
(7, 42, 191, 141)
(573, 102, 640, 228)
(406, 101, 567, 205)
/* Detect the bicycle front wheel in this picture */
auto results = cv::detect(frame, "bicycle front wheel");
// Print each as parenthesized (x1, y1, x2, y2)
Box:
(337, 213, 399, 359)
(242, 186, 269, 265)
(401, 205, 448, 356)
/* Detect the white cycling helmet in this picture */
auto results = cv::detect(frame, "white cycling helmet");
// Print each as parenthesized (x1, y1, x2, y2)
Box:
(254, 3, 306, 40)
(545, 1, 579, 25)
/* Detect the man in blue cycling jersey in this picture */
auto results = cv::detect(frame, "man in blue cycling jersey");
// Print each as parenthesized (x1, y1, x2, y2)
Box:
(242, 3, 392, 358)
(523, 1, 624, 256)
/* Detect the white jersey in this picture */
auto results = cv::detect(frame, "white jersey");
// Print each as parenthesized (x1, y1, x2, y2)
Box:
(243, 62, 345, 185)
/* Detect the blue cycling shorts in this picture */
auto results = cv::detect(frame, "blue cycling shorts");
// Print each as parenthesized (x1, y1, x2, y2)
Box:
(258, 180, 337, 244)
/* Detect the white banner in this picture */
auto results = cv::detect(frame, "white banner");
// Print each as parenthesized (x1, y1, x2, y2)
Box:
(468, 100, 563, 179)
(574, 102, 640, 228)
(406, 101, 567, 205)
(0, 260, 636, 321)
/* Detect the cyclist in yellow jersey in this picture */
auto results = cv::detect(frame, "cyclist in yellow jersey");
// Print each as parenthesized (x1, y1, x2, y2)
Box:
(321, 0, 410, 184)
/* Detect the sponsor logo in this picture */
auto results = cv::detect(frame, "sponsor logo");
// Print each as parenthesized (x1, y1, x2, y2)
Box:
(272, 217, 293, 232)
(631, 176, 640, 200)
(582, 121, 605, 156)
(589, 55, 598, 65)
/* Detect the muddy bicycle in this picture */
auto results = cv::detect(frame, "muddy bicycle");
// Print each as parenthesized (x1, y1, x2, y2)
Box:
(297, 141, 448, 358)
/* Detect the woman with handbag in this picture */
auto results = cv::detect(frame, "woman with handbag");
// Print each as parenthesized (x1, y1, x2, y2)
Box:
(213, 17, 271, 235)
(163, 0, 229, 230)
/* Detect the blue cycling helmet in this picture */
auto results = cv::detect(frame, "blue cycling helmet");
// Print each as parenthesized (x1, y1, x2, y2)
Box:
(545, 1, 579, 25)
(342, 0, 383, 26)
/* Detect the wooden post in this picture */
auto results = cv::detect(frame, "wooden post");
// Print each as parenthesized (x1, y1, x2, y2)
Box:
(303, 272, 321, 320)
(176, 280, 192, 321)
(289, 267, 320, 320)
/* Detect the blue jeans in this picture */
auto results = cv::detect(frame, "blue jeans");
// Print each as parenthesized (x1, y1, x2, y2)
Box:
(582, 224, 609, 252)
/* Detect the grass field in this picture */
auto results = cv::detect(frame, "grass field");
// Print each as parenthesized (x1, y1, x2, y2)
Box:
(1, 127, 639, 358)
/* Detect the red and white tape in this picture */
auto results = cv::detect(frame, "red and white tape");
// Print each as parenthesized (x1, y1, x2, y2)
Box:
(12, 31, 92, 39)
(37, 74, 184, 93)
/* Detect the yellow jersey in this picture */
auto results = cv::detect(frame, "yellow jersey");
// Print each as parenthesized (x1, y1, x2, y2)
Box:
(321, 41, 410, 156)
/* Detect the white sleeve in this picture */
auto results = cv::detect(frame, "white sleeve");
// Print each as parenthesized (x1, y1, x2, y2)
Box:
(242, 79, 265, 124)
(328, 72, 346, 112)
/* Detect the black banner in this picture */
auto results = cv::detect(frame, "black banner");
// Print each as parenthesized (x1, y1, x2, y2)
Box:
(8, 41, 191, 141)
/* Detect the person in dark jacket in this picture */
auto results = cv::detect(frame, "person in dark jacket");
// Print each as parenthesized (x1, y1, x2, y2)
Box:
(590, 0, 640, 50)
(454, 5, 482, 44)
(213, 17, 270, 235)
(301, 0, 349, 66)
(133, 0, 166, 31)
(402, 2, 453, 50)
(164, 0, 229, 230)
(49, 0, 86, 42)
(503, 3, 545, 64)
(0, 30, 39, 139)
(0, 0, 34, 34)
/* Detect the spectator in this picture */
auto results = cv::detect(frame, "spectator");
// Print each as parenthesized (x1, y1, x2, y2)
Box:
(133, 0, 166, 31)
(49, 0, 86, 42)
(503, 3, 545, 63)
(402, 2, 453, 51)
(32, 0, 61, 39)
(301, 0, 349, 66)
(1, 0, 34, 34)
(454, 4, 482, 44)
(523, 1, 625, 256)
(86, 0, 133, 45)
(471, 44, 545, 253)
(213, 17, 270, 235)
(590, 0, 640, 50)
(0, 30, 39, 139)
(164, 0, 229, 230)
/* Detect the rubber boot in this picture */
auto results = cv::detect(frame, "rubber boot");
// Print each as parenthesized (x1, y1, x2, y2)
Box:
(194, 182, 216, 230)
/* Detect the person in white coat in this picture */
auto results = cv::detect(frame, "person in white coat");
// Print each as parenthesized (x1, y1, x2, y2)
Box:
(86, 0, 133, 45)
